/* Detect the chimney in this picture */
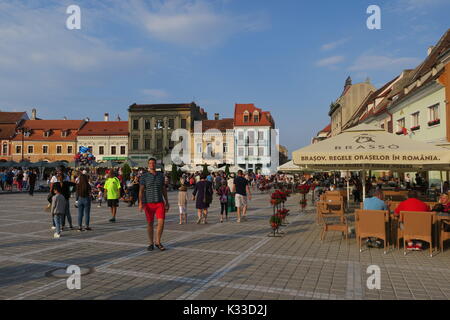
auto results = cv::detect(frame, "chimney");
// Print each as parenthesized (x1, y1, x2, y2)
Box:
(31, 108, 37, 120)
(63, 116, 67, 120)
(85, 117, 90, 122)
(104, 113, 109, 122)
(116, 114, 121, 121)
(214, 113, 219, 120)
(428, 46, 434, 56)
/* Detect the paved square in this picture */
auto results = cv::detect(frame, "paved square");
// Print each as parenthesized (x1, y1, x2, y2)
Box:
(1, 190, 450, 300)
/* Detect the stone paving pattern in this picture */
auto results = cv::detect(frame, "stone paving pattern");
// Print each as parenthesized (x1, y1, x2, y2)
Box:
(1, 190, 450, 300)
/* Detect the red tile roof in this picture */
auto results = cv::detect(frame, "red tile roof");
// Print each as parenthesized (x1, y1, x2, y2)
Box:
(0, 112, 27, 124)
(0, 124, 18, 140)
(12, 120, 84, 142)
(202, 119, 234, 132)
(320, 124, 331, 133)
(234, 104, 274, 127)
(78, 121, 128, 136)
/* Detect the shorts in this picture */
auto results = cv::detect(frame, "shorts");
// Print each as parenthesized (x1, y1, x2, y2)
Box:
(235, 194, 248, 208)
(179, 206, 186, 214)
(144, 202, 166, 223)
(107, 199, 119, 207)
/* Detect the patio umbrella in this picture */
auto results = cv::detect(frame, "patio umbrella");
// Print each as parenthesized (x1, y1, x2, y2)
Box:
(180, 164, 194, 172)
(277, 160, 308, 173)
(228, 165, 246, 173)
(292, 124, 450, 198)
(96, 160, 119, 168)
(124, 159, 139, 168)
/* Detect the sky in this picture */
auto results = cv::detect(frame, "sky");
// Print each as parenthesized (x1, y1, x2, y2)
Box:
(0, 0, 449, 156)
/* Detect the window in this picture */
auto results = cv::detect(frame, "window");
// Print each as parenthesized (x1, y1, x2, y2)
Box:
(133, 119, 139, 130)
(120, 146, 126, 155)
(43, 131, 50, 138)
(397, 118, 405, 132)
(243, 115, 249, 123)
(169, 119, 174, 129)
(238, 131, 244, 141)
(67, 146, 73, 154)
(429, 104, 439, 121)
(2, 144, 7, 155)
(99, 146, 105, 155)
(156, 120, 164, 129)
(42, 146, 48, 154)
(27, 145, 33, 154)
(56, 145, 62, 154)
(88, 146, 93, 153)
(258, 131, 264, 141)
(248, 131, 255, 144)
(223, 142, 228, 153)
(61, 130, 68, 137)
(258, 147, 265, 156)
(238, 147, 244, 157)
(181, 119, 187, 129)
(111, 146, 116, 155)
(206, 143, 213, 156)
(15, 145, 21, 154)
(145, 119, 151, 130)
(411, 112, 420, 128)
(132, 139, 139, 150)
(248, 147, 254, 156)
(253, 112, 259, 123)
(197, 143, 202, 153)
(144, 139, 151, 150)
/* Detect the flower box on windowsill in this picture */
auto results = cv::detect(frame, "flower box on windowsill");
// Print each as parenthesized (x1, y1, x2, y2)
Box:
(410, 125, 420, 131)
(395, 131, 404, 135)
(428, 119, 440, 127)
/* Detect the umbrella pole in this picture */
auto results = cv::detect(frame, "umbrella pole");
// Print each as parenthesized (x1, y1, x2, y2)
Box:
(362, 169, 366, 201)
(441, 171, 444, 193)
(346, 171, 350, 204)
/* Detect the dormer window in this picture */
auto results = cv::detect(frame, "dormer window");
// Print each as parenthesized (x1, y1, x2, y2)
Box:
(243, 111, 249, 123)
(253, 111, 259, 123)
(61, 130, 69, 137)
(24, 130, 31, 137)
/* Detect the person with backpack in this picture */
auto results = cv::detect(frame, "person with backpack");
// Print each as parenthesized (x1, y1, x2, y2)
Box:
(104, 170, 121, 223)
(192, 174, 213, 224)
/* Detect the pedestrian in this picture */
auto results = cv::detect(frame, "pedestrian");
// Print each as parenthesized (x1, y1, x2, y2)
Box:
(178, 185, 188, 224)
(76, 174, 92, 231)
(192, 174, 213, 224)
(104, 170, 121, 223)
(28, 169, 37, 196)
(97, 186, 103, 207)
(16, 170, 23, 192)
(51, 184, 66, 239)
(217, 181, 230, 222)
(233, 170, 252, 223)
(139, 158, 170, 251)
(56, 173, 75, 230)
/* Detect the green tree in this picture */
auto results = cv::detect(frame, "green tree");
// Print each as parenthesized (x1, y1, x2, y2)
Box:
(202, 163, 209, 176)
(225, 164, 230, 177)
(122, 163, 131, 181)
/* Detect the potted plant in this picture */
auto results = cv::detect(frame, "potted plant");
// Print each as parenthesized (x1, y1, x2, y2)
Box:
(428, 119, 440, 126)
(269, 214, 282, 231)
(410, 125, 420, 131)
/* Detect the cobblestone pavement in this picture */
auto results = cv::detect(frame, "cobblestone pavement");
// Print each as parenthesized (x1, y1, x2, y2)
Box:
(1, 190, 450, 300)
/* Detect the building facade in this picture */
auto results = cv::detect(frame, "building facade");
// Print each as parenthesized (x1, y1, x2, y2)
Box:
(192, 114, 235, 167)
(128, 103, 208, 166)
(11, 120, 85, 162)
(0, 111, 28, 161)
(77, 119, 129, 162)
(234, 104, 277, 174)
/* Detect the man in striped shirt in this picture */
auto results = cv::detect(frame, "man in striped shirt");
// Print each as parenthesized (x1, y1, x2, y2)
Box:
(139, 158, 170, 251)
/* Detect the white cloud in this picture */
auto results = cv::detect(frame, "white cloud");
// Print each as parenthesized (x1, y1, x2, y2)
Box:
(348, 55, 421, 71)
(388, 0, 448, 12)
(321, 38, 350, 51)
(141, 89, 169, 99)
(316, 56, 345, 67)
(118, 0, 269, 48)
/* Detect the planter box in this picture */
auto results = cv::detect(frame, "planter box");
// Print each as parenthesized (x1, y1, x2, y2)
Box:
(395, 131, 404, 135)
(410, 126, 420, 131)
(428, 119, 440, 126)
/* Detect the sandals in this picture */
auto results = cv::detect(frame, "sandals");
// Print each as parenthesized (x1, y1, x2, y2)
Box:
(155, 243, 166, 251)
(147, 244, 154, 251)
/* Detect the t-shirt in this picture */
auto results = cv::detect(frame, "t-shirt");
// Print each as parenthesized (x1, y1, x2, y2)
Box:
(140, 172, 165, 204)
(394, 198, 430, 215)
(234, 176, 248, 196)
(363, 197, 388, 211)
(104, 177, 121, 200)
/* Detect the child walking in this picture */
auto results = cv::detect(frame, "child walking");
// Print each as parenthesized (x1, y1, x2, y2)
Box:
(217, 181, 230, 223)
(178, 185, 188, 224)
(51, 184, 67, 239)
(97, 185, 103, 208)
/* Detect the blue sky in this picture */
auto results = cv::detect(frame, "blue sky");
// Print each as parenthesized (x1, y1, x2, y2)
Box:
(0, 0, 449, 155)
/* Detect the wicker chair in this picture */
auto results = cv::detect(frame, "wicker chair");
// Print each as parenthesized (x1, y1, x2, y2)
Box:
(355, 209, 390, 254)
(440, 220, 450, 252)
(400, 211, 434, 257)
(318, 197, 347, 241)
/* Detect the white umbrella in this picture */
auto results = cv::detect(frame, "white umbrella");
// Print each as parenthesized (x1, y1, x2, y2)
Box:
(277, 160, 309, 172)
(193, 166, 204, 172)
(180, 164, 193, 172)
(228, 165, 246, 173)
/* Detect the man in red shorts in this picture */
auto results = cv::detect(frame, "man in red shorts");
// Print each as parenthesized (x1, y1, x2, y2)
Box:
(139, 158, 169, 251)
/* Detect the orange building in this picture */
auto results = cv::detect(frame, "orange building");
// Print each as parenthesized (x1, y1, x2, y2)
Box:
(11, 120, 85, 162)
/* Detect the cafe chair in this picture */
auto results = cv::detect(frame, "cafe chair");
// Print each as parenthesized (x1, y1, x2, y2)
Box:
(355, 209, 390, 254)
(318, 197, 347, 242)
(400, 211, 434, 257)
(440, 220, 450, 252)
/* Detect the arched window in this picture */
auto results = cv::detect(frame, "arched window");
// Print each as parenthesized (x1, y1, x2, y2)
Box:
(253, 111, 259, 123)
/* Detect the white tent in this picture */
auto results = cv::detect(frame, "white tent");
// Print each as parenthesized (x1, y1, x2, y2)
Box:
(292, 124, 450, 199)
